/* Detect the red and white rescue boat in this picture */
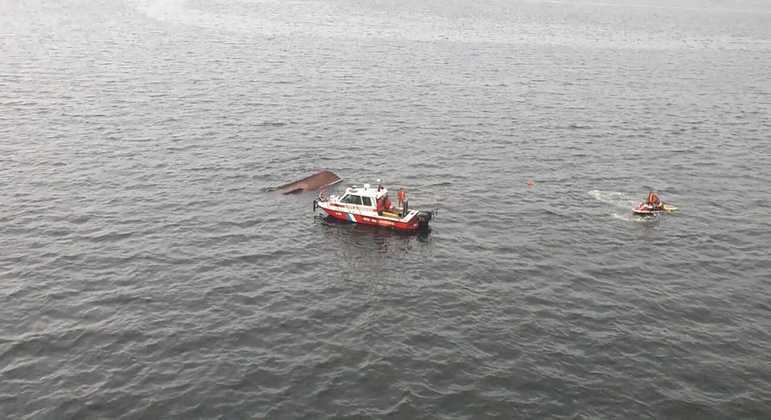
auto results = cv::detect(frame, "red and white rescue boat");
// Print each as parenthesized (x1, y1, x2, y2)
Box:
(313, 183, 433, 232)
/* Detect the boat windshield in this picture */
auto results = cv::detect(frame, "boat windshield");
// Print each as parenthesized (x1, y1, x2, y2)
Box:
(340, 194, 363, 205)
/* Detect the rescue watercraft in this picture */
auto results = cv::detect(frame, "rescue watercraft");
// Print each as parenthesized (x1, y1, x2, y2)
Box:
(632, 202, 678, 216)
(313, 183, 433, 232)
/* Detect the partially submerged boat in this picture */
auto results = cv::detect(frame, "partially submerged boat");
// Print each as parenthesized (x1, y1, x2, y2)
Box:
(314, 183, 433, 232)
(274, 170, 342, 194)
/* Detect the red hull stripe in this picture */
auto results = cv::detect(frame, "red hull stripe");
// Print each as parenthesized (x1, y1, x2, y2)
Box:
(321, 208, 420, 231)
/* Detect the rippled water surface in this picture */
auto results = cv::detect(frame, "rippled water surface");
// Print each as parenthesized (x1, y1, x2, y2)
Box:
(2, 0, 770, 418)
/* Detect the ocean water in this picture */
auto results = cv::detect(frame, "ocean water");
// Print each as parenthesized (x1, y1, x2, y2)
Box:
(1, 0, 770, 418)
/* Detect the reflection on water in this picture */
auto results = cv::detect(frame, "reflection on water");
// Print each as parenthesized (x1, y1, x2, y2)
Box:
(317, 214, 431, 257)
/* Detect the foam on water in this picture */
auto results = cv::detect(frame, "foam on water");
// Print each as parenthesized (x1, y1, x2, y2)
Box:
(588, 190, 639, 208)
(589, 190, 653, 223)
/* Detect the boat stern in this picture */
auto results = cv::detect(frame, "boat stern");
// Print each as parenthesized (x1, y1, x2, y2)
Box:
(416, 210, 433, 231)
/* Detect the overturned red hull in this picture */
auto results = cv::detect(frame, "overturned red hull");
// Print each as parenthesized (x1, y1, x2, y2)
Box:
(276, 170, 342, 194)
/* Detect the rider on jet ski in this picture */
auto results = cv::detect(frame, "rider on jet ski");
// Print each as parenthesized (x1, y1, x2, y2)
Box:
(645, 191, 663, 210)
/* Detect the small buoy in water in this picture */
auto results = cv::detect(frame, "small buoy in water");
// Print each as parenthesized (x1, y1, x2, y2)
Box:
(527, 179, 535, 188)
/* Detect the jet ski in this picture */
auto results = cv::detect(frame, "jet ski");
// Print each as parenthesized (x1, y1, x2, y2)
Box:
(633, 202, 678, 216)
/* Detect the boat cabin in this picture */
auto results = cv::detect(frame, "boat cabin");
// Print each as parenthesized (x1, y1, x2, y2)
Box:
(336, 184, 395, 213)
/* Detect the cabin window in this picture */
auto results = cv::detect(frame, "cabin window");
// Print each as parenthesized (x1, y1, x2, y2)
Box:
(342, 194, 362, 205)
(361, 197, 372, 207)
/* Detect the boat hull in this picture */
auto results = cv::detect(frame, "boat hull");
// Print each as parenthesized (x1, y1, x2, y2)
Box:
(275, 170, 342, 194)
(318, 204, 428, 232)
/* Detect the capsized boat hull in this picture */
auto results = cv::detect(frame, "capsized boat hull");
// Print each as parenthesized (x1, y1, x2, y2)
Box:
(275, 170, 342, 194)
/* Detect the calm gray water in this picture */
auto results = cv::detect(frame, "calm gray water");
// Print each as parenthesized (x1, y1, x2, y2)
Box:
(1, 0, 770, 418)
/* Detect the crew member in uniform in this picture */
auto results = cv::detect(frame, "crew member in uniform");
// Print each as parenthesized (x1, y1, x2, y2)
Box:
(397, 188, 407, 216)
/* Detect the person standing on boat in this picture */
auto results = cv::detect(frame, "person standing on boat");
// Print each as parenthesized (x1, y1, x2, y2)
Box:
(397, 188, 407, 216)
